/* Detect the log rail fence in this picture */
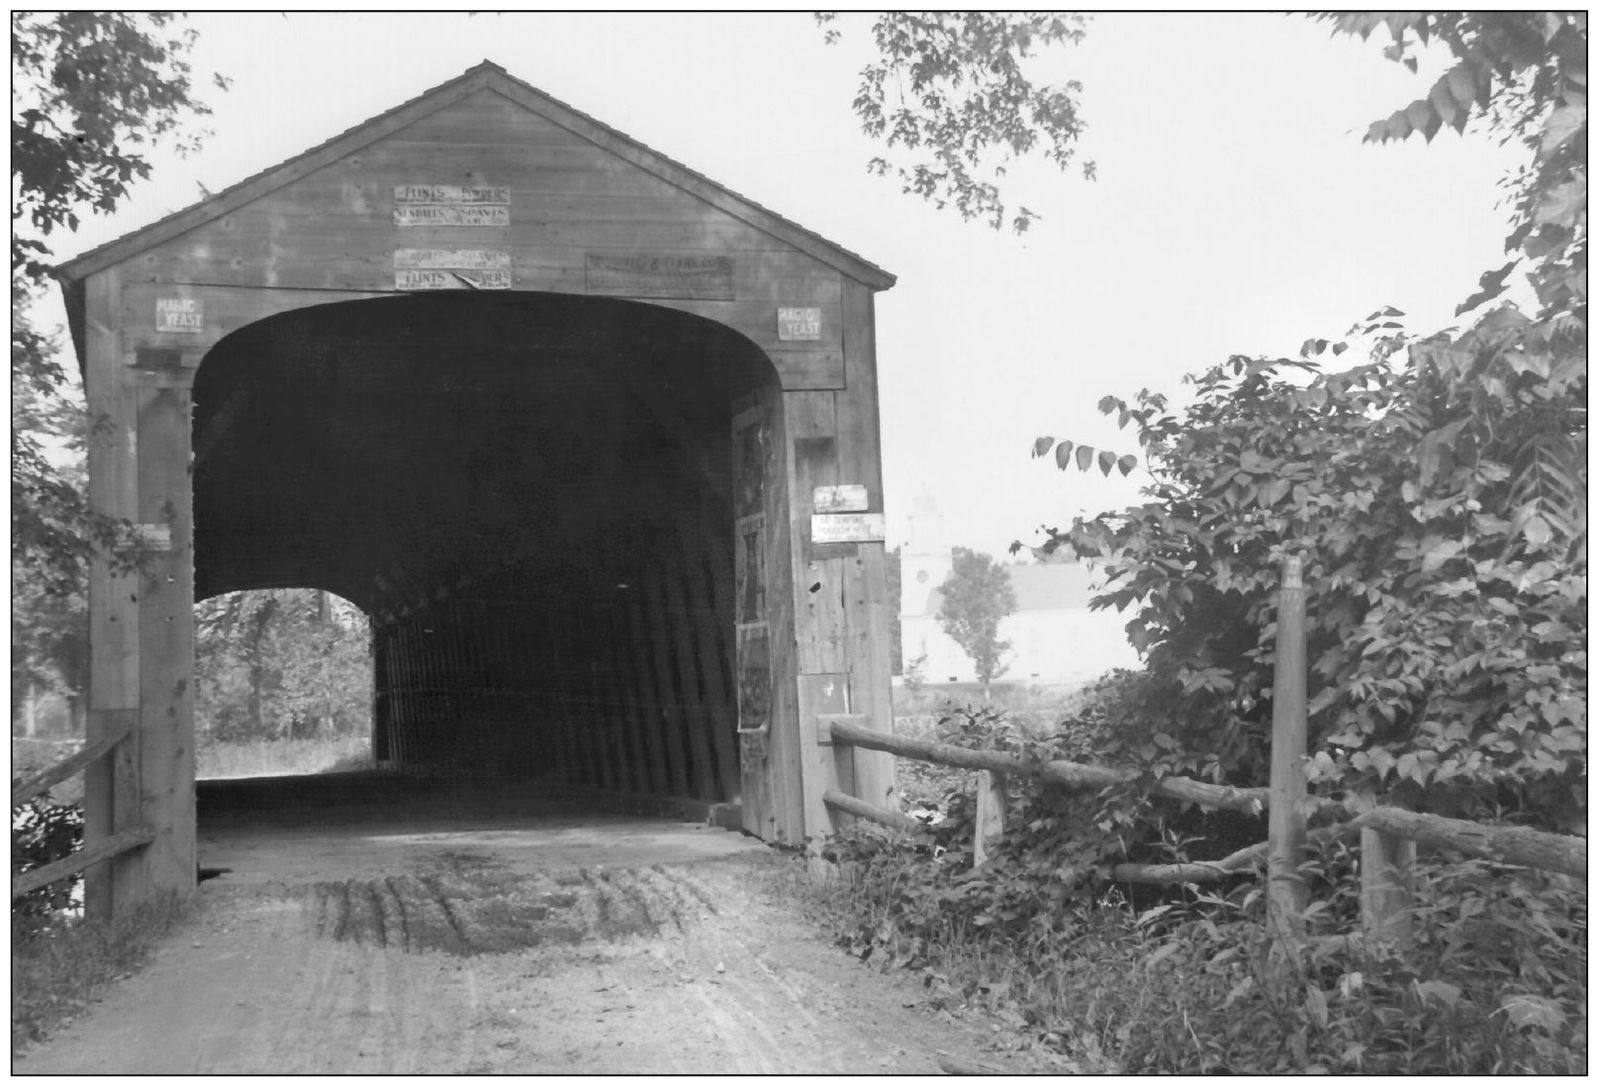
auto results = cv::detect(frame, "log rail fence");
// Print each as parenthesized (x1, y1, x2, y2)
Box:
(822, 556, 1586, 946)
(11, 724, 154, 902)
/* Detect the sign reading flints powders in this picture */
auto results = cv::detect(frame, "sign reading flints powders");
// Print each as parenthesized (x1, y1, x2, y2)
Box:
(394, 249, 513, 289)
(777, 306, 823, 341)
(394, 185, 510, 205)
(394, 184, 511, 227)
(811, 512, 886, 544)
(155, 297, 204, 333)
(585, 253, 734, 300)
(395, 269, 512, 290)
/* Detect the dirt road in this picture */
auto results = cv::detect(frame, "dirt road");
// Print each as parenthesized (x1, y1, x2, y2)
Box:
(14, 789, 1049, 1074)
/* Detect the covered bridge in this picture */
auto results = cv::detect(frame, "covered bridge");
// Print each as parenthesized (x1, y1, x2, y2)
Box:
(56, 61, 898, 917)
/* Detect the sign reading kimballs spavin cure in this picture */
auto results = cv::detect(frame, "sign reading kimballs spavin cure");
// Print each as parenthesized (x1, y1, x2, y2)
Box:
(585, 253, 734, 300)
(155, 297, 203, 333)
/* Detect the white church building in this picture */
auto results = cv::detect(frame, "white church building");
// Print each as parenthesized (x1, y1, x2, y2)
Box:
(899, 490, 1140, 686)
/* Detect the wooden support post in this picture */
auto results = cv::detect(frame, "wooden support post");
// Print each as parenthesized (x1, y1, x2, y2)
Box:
(1358, 795, 1416, 947)
(788, 391, 851, 844)
(973, 770, 1008, 868)
(134, 384, 197, 904)
(83, 267, 139, 921)
(836, 280, 897, 815)
(1266, 554, 1309, 952)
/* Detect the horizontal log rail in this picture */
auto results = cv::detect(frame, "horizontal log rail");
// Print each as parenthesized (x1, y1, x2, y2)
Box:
(1085, 808, 1584, 885)
(827, 721, 1587, 883)
(1350, 806, 1586, 879)
(11, 827, 155, 901)
(822, 789, 925, 835)
(829, 719, 1268, 817)
(11, 724, 133, 807)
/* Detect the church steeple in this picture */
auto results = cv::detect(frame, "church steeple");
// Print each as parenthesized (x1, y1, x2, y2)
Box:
(901, 486, 952, 616)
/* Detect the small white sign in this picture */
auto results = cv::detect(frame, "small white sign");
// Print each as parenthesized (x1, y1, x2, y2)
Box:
(814, 484, 869, 513)
(394, 185, 510, 205)
(135, 523, 173, 551)
(811, 512, 886, 545)
(155, 298, 203, 334)
(777, 306, 823, 341)
(394, 249, 511, 269)
(395, 269, 512, 290)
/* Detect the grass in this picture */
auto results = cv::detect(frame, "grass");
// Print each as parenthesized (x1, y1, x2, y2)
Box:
(11, 892, 195, 1052)
(197, 735, 374, 779)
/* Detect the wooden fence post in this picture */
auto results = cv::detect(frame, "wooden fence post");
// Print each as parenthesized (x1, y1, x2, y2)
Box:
(1266, 554, 1309, 953)
(973, 770, 1007, 868)
(1358, 794, 1416, 946)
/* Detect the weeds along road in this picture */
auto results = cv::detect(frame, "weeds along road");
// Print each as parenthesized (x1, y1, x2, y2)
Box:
(14, 788, 1046, 1074)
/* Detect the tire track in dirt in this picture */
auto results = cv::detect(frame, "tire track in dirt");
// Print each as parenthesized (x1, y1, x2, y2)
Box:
(13, 853, 1063, 1074)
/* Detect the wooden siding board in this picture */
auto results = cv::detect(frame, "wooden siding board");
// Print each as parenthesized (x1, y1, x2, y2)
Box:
(786, 393, 848, 675)
(637, 574, 694, 798)
(672, 513, 739, 800)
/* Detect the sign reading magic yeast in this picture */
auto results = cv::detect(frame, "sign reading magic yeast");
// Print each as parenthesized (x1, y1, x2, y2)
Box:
(777, 306, 822, 340)
(811, 512, 886, 544)
(155, 297, 203, 333)
(585, 253, 734, 300)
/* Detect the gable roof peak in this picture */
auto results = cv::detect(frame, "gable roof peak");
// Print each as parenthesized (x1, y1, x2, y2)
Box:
(54, 59, 894, 292)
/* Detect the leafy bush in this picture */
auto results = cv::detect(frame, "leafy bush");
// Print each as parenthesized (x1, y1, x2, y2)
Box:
(11, 793, 84, 934)
(1023, 13, 1586, 831)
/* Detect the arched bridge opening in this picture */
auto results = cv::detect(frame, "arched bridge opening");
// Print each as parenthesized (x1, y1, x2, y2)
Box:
(193, 293, 775, 803)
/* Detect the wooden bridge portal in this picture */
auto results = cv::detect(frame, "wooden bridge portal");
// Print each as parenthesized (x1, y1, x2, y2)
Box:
(56, 62, 897, 918)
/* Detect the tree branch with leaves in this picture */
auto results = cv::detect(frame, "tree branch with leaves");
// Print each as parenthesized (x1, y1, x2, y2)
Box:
(818, 11, 1095, 233)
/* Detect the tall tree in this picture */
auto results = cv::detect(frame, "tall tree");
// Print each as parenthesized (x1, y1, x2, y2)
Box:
(937, 548, 1018, 694)
(11, 12, 222, 592)
(818, 11, 1095, 233)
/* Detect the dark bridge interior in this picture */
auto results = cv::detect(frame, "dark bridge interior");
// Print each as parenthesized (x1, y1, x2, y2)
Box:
(192, 294, 775, 801)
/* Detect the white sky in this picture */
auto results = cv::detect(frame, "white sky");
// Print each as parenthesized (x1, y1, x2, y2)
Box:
(43, 11, 1525, 558)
